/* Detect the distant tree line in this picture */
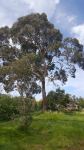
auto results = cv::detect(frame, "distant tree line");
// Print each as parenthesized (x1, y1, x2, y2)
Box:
(0, 90, 84, 125)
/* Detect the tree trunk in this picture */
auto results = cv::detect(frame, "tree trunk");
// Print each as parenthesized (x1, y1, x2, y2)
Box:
(42, 77, 47, 111)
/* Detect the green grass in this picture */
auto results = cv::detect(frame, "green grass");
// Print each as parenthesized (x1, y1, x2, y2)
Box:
(0, 112, 84, 150)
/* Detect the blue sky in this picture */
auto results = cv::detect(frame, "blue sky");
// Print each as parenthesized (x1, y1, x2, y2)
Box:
(0, 0, 84, 99)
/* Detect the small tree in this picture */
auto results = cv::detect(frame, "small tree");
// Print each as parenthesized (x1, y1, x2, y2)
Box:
(46, 91, 59, 111)
(46, 89, 78, 111)
(78, 97, 84, 110)
(46, 88, 70, 111)
(19, 97, 32, 129)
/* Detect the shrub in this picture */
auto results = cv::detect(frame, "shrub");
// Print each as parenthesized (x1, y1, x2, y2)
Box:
(0, 95, 19, 121)
(46, 89, 78, 112)
(0, 95, 33, 129)
(18, 97, 32, 129)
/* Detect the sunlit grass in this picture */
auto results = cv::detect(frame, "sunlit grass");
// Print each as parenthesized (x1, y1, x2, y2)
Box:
(0, 112, 84, 150)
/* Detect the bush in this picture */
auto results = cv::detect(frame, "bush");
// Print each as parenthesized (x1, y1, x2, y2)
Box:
(78, 98, 84, 110)
(46, 89, 78, 112)
(18, 97, 33, 129)
(0, 95, 33, 129)
(46, 89, 67, 111)
(0, 95, 19, 121)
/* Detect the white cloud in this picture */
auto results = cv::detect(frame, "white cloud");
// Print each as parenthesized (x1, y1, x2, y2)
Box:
(25, 0, 60, 18)
(53, 9, 77, 35)
(72, 24, 84, 44)
(64, 68, 84, 97)
(33, 0, 60, 13)
(68, 16, 76, 23)
(0, 0, 60, 27)
(56, 13, 76, 24)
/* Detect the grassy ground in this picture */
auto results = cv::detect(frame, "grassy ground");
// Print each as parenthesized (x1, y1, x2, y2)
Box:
(0, 112, 84, 150)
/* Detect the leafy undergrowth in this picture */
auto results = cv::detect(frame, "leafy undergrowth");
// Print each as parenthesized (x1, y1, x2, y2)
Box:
(0, 112, 84, 150)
